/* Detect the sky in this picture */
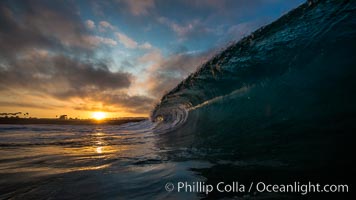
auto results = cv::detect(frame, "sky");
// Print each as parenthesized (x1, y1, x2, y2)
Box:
(0, 0, 304, 119)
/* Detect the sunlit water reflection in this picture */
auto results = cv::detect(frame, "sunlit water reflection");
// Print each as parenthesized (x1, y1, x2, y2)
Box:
(0, 122, 209, 199)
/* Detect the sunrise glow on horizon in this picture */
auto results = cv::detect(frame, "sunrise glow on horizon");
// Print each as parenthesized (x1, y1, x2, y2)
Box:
(91, 112, 106, 120)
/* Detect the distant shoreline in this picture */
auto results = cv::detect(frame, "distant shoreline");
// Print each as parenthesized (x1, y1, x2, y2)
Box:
(0, 117, 147, 125)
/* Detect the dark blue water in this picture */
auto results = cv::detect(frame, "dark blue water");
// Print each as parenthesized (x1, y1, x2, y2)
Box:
(1, 0, 356, 199)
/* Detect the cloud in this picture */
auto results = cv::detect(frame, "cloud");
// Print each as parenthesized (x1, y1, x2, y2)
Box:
(99, 20, 116, 31)
(85, 19, 96, 29)
(134, 47, 216, 97)
(0, 0, 95, 57)
(0, 52, 132, 99)
(139, 42, 153, 50)
(0, 1, 156, 115)
(115, 32, 153, 49)
(115, 32, 138, 49)
(73, 93, 155, 113)
(0, 0, 127, 94)
(151, 51, 216, 96)
(117, 0, 155, 16)
(157, 17, 210, 40)
(96, 93, 156, 113)
(85, 36, 118, 46)
(138, 49, 163, 66)
(0, 101, 54, 109)
(0, 49, 154, 113)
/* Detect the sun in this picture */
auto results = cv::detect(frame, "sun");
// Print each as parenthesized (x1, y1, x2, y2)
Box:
(92, 112, 106, 120)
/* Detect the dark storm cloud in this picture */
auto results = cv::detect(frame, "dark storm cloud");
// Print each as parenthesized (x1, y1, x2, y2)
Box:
(0, 53, 131, 99)
(49, 56, 132, 99)
(0, 0, 94, 58)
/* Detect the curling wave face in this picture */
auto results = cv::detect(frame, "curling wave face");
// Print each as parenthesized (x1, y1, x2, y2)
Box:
(151, 0, 356, 167)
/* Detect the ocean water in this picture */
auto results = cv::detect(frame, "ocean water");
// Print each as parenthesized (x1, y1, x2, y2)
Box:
(0, 123, 210, 199)
(1, 0, 356, 199)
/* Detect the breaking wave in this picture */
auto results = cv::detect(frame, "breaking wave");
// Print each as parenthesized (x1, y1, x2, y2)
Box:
(151, 0, 356, 167)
